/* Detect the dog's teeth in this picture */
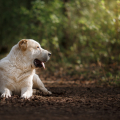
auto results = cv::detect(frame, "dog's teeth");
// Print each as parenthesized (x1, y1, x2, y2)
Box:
(42, 62, 45, 69)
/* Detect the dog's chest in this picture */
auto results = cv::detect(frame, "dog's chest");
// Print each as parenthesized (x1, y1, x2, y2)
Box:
(7, 64, 33, 82)
(6, 66, 22, 82)
(6, 69, 34, 92)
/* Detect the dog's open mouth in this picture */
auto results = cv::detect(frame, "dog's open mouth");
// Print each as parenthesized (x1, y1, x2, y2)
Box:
(34, 59, 45, 69)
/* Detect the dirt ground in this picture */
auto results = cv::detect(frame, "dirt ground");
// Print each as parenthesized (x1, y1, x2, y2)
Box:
(0, 66, 120, 120)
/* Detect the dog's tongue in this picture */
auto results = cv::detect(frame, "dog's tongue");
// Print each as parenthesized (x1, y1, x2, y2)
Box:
(42, 62, 45, 69)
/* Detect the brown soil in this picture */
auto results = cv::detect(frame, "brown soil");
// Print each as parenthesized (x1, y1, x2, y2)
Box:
(0, 68, 120, 120)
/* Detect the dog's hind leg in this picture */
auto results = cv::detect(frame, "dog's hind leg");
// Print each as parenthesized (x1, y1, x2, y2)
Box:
(33, 74, 52, 95)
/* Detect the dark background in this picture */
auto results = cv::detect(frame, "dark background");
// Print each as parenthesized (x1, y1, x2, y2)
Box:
(0, 0, 120, 64)
(0, 0, 120, 85)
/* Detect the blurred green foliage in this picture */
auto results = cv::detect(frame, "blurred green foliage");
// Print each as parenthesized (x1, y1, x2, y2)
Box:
(0, 0, 120, 64)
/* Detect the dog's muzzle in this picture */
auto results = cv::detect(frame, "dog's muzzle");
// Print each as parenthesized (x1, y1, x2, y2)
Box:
(34, 59, 45, 69)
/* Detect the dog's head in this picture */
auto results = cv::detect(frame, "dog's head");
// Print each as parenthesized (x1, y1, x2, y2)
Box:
(18, 39, 51, 69)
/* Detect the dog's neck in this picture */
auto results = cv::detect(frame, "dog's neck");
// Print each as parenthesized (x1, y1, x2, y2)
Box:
(8, 45, 34, 72)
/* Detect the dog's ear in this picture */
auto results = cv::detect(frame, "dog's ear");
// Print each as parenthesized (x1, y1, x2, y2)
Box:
(19, 39, 27, 51)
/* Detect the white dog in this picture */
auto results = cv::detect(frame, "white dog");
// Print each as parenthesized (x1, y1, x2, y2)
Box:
(0, 39, 52, 99)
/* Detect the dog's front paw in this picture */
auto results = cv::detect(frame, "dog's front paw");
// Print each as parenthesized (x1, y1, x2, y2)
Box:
(1, 92, 11, 98)
(1, 89, 12, 98)
(21, 87, 33, 99)
(21, 92, 32, 99)
(21, 93, 32, 99)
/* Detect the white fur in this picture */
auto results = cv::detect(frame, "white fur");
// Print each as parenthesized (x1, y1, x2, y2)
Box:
(0, 39, 52, 99)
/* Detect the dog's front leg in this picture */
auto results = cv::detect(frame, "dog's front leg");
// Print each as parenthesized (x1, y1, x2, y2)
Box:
(1, 88, 12, 98)
(21, 87, 33, 99)
(21, 77, 33, 99)
(33, 74, 52, 95)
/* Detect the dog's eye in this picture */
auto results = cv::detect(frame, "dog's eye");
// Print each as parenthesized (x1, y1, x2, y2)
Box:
(37, 46, 39, 48)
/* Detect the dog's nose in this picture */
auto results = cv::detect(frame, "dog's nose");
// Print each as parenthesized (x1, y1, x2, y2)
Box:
(48, 52, 52, 57)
